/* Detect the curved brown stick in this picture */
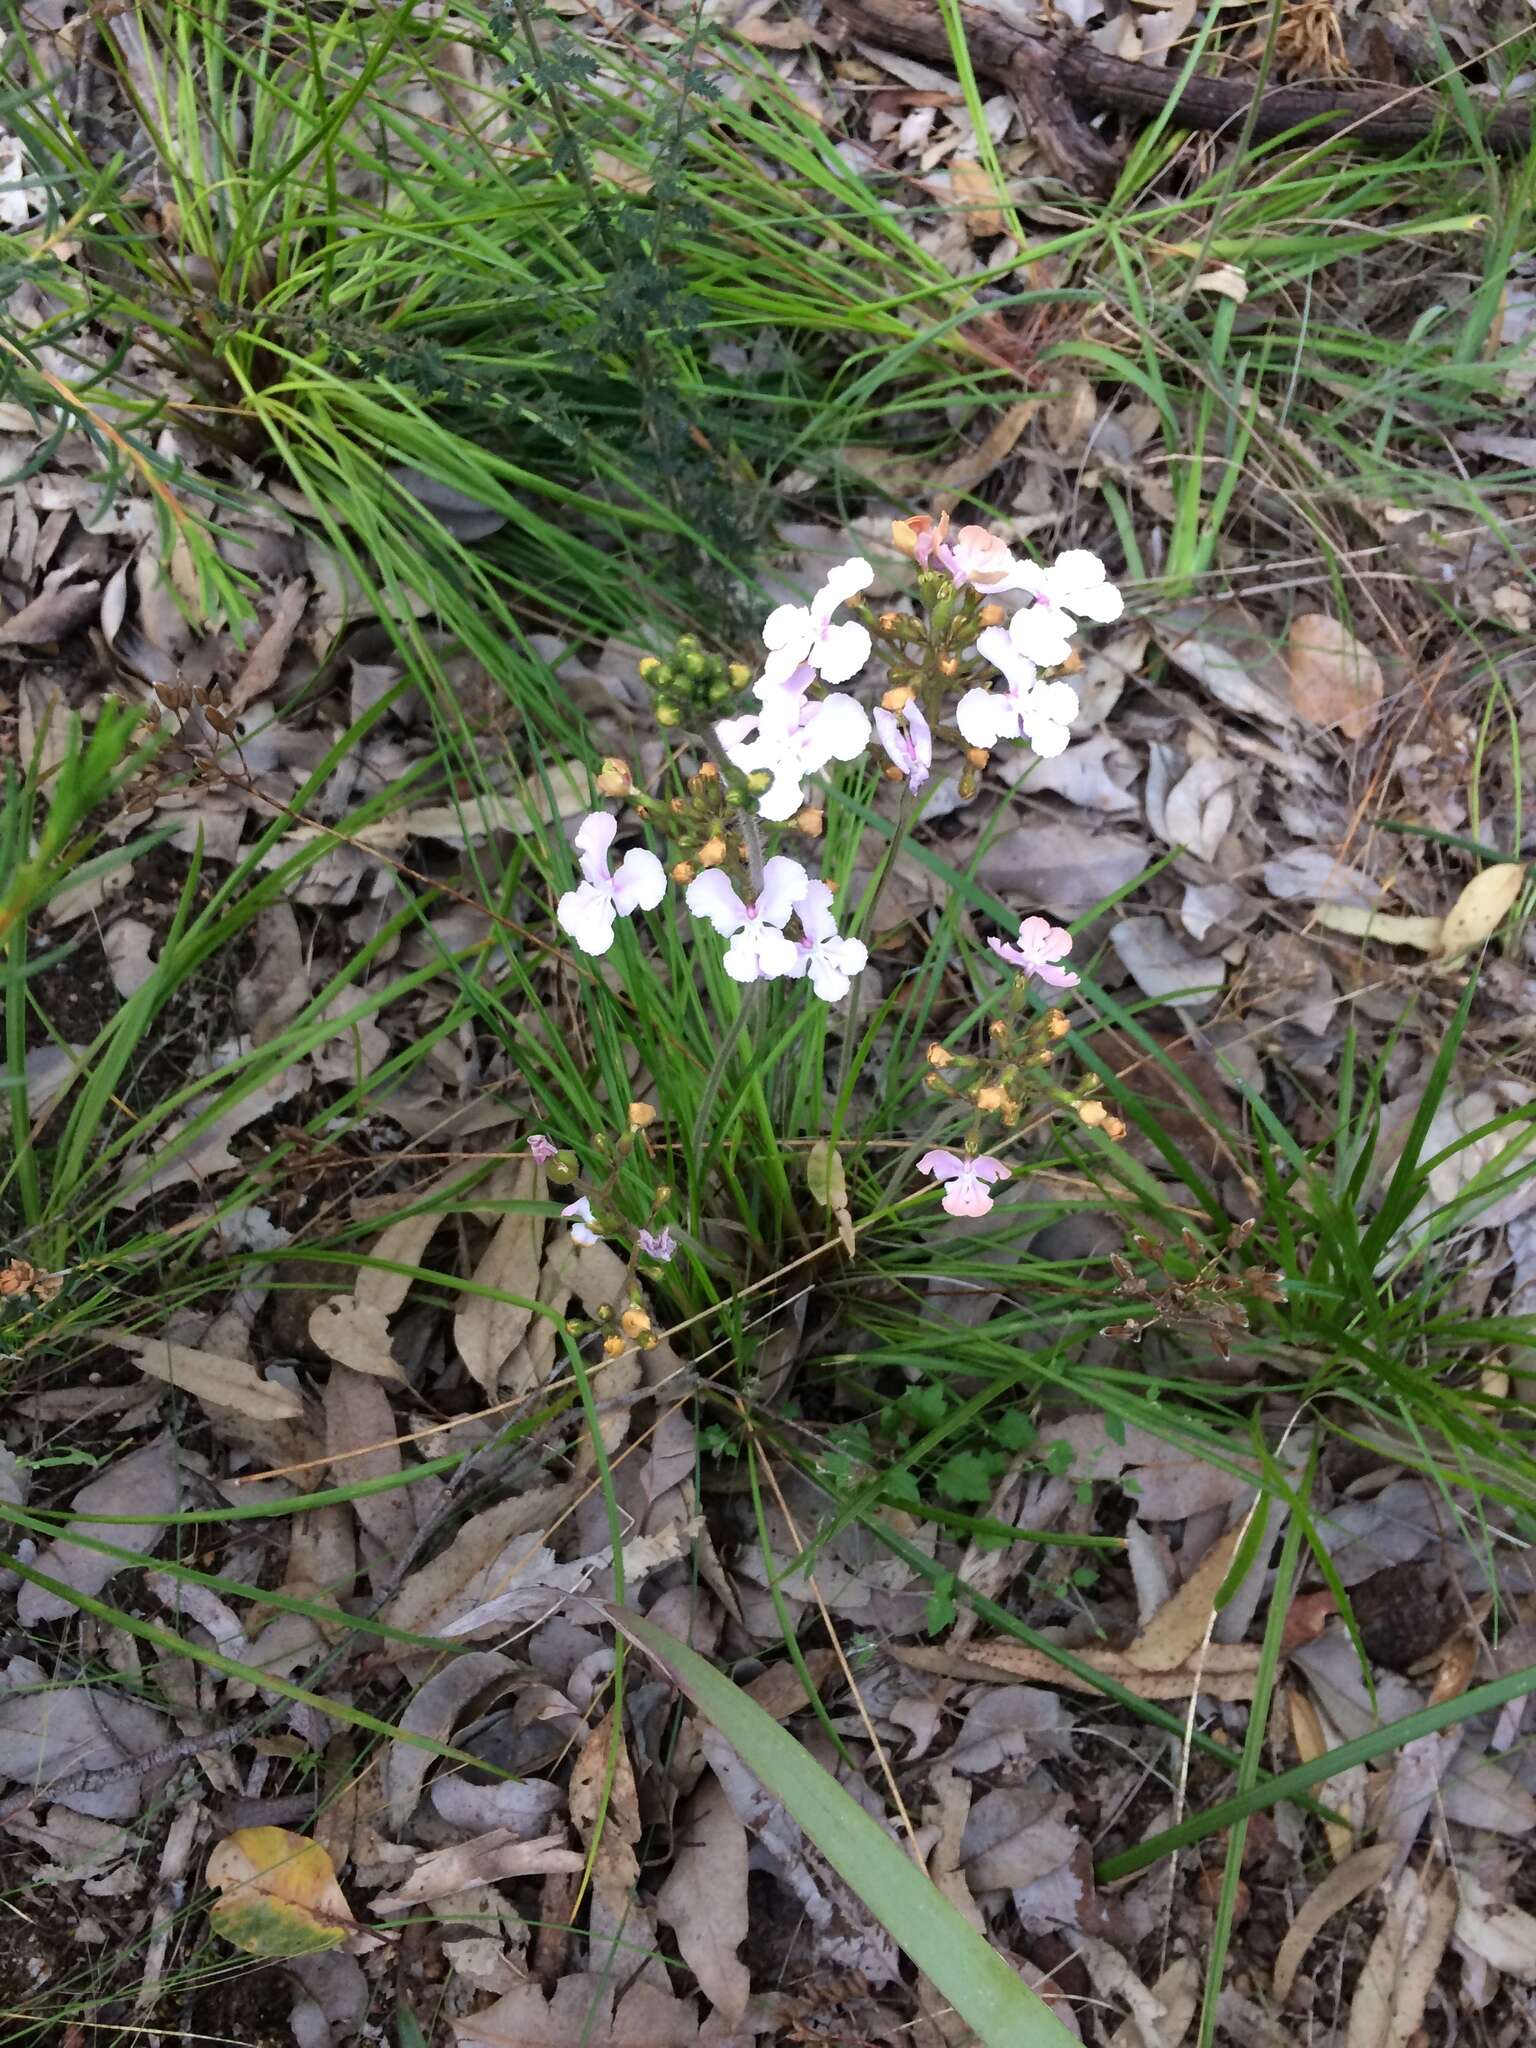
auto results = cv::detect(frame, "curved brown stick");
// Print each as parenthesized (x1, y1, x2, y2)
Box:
(829, 0, 1533, 185)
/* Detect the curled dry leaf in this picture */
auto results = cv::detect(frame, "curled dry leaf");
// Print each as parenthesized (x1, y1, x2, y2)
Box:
(308, 1297, 405, 1382)
(370, 1831, 584, 1912)
(97, 1326, 305, 1423)
(206, 1828, 368, 1957)
(382, 1651, 516, 1832)
(1273, 1842, 1395, 2003)
(1438, 862, 1526, 960)
(1287, 612, 1384, 738)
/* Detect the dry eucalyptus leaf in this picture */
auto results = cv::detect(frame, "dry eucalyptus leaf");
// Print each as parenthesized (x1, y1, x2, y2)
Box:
(308, 1298, 405, 1383)
(1110, 918, 1225, 1011)
(228, 578, 308, 714)
(1346, 1862, 1455, 2048)
(1314, 903, 1443, 952)
(455, 1160, 543, 1396)
(654, 1774, 750, 2027)
(1123, 1524, 1245, 1674)
(895, 1634, 1263, 1701)
(103, 917, 157, 998)
(949, 157, 1005, 238)
(1155, 605, 1294, 726)
(16, 1435, 183, 1625)
(381, 1482, 577, 1640)
(100, 1326, 306, 1423)
(372, 1832, 583, 1912)
(382, 1651, 515, 1832)
(1454, 1867, 1536, 1978)
(207, 1827, 371, 1956)
(354, 1198, 446, 1316)
(1273, 1843, 1395, 2002)
(979, 821, 1152, 916)
(0, 1663, 171, 1820)
(1438, 862, 1526, 959)
(1287, 612, 1384, 738)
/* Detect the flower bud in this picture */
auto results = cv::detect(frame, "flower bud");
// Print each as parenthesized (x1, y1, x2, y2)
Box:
(671, 859, 695, 885)
(620, 1306, 652, 1339)
(596, 756, 632, 796)
(746, 769, 773, 795)
(627, 1100, 657, 1129)
(989, 1019, 1007, 1040)
(958, 769, 979, 800)
(683, 649, 708, 680)
(696, 759, 719, 780)
(881, 684, 914, 712)
(728, 662, 751, 688)
(1103, 1116, 1127, 1140)
(546, 1150, 580, 1182)
(964, 747, 989, 769)
(602, 1333, 627, 1358)
(697, 836, 726, 867)
(638, 655, 661, 680)
(938, 655, 959, 678)
(1077, 1100, 1108, 1127)
(975, 1085, 1007, 1112)
(1046, 1009, 1070, 1039)
(793, 806, 824, 837)
(656, 702, 681, 727)
(927, 1043, 955, 1068)
(979, 602, 1006, 628)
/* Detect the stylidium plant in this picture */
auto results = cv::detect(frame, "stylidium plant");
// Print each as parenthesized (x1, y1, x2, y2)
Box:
(545, 511, 1128, 1230)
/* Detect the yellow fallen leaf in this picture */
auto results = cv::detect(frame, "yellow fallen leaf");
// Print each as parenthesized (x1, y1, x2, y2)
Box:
(1438, 862, 1526, 960)
(1313, 903, 1444, 952)
(1287, 612, 1384, 739)
(1123, 1524, 1244, 1673)
(950, 158, 1005, 239)
(207, 1827, 362, 1957)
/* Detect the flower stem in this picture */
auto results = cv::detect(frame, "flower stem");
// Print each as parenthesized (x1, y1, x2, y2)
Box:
(690, 978, 762, 1167)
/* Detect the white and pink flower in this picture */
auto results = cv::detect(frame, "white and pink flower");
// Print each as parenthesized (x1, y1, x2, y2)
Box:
(685, 856, 808, 983)
(563, 1196, 599, 1246)
(917, 1149, 1012, 1219)
(717, 668, 871, 822)
(556, 812, 667, 956)
(998, 548, 1123, 667)
(956, 640, 1080, 757)
(873, 698, 932, 793)
(989, 916, 1078, 989)
(761, 557, 875, 688)
(787, 880, 868, 1002)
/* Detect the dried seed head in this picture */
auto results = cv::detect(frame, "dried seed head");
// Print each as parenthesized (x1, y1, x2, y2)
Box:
(1077, 1100, 1109, 1127)
(670, 859, 696, 885)
(596, 757, 632, 796)
(697, 836, 727, 867)
(793, 806, 824, 837)
(881, 684, 914, 712)
(964, 746, 989, 769)
(1103, 1116, 1127, 1140)
(975, 1085, 1007, 1112)
(927, 1043, 956, 1068)
(627, 1101, 657, 1130)
(1046, 1009, 1071, 1039)
(602, 1334, 627, 1358)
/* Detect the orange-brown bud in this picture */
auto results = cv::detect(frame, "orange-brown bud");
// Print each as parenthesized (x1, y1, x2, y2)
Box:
(794, 806, 824, 837)
(881, 684, 915, 712)
(964, 746, 989, 769)
(619, 1307, 652, 1339)
(927, 1043, 955, 1068)
(979, 602, 1006, 628)
(671, 860, 696, 885)
(1046, 1009, 1070, 1039)
(627, 1101, 657, 1130)
(1077, 1100, 1108, 1127)
(596, 756, 632, 796)
(602, 1333, 627, 1358)
(938, 655, 960, 678)
(696, 758, 719, 779)
(697, 836, 727, 867)
(975, 1085, 1007, 1113)
(1103, 1116, 1127, 1141)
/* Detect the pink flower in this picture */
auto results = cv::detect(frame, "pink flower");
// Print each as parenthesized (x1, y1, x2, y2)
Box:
(936, 523, 1017, 591)
(917, 1149, 1012, 1218)
(563, 1196, 599, 1246)
(872, 699, 932, 793)
(527, 1133, 558, 1163)
(555, 812, 667, 955)
(989, 916, 1078, 988)
(685, 856, 808, 982)
(637, 1226, 677, 1262)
